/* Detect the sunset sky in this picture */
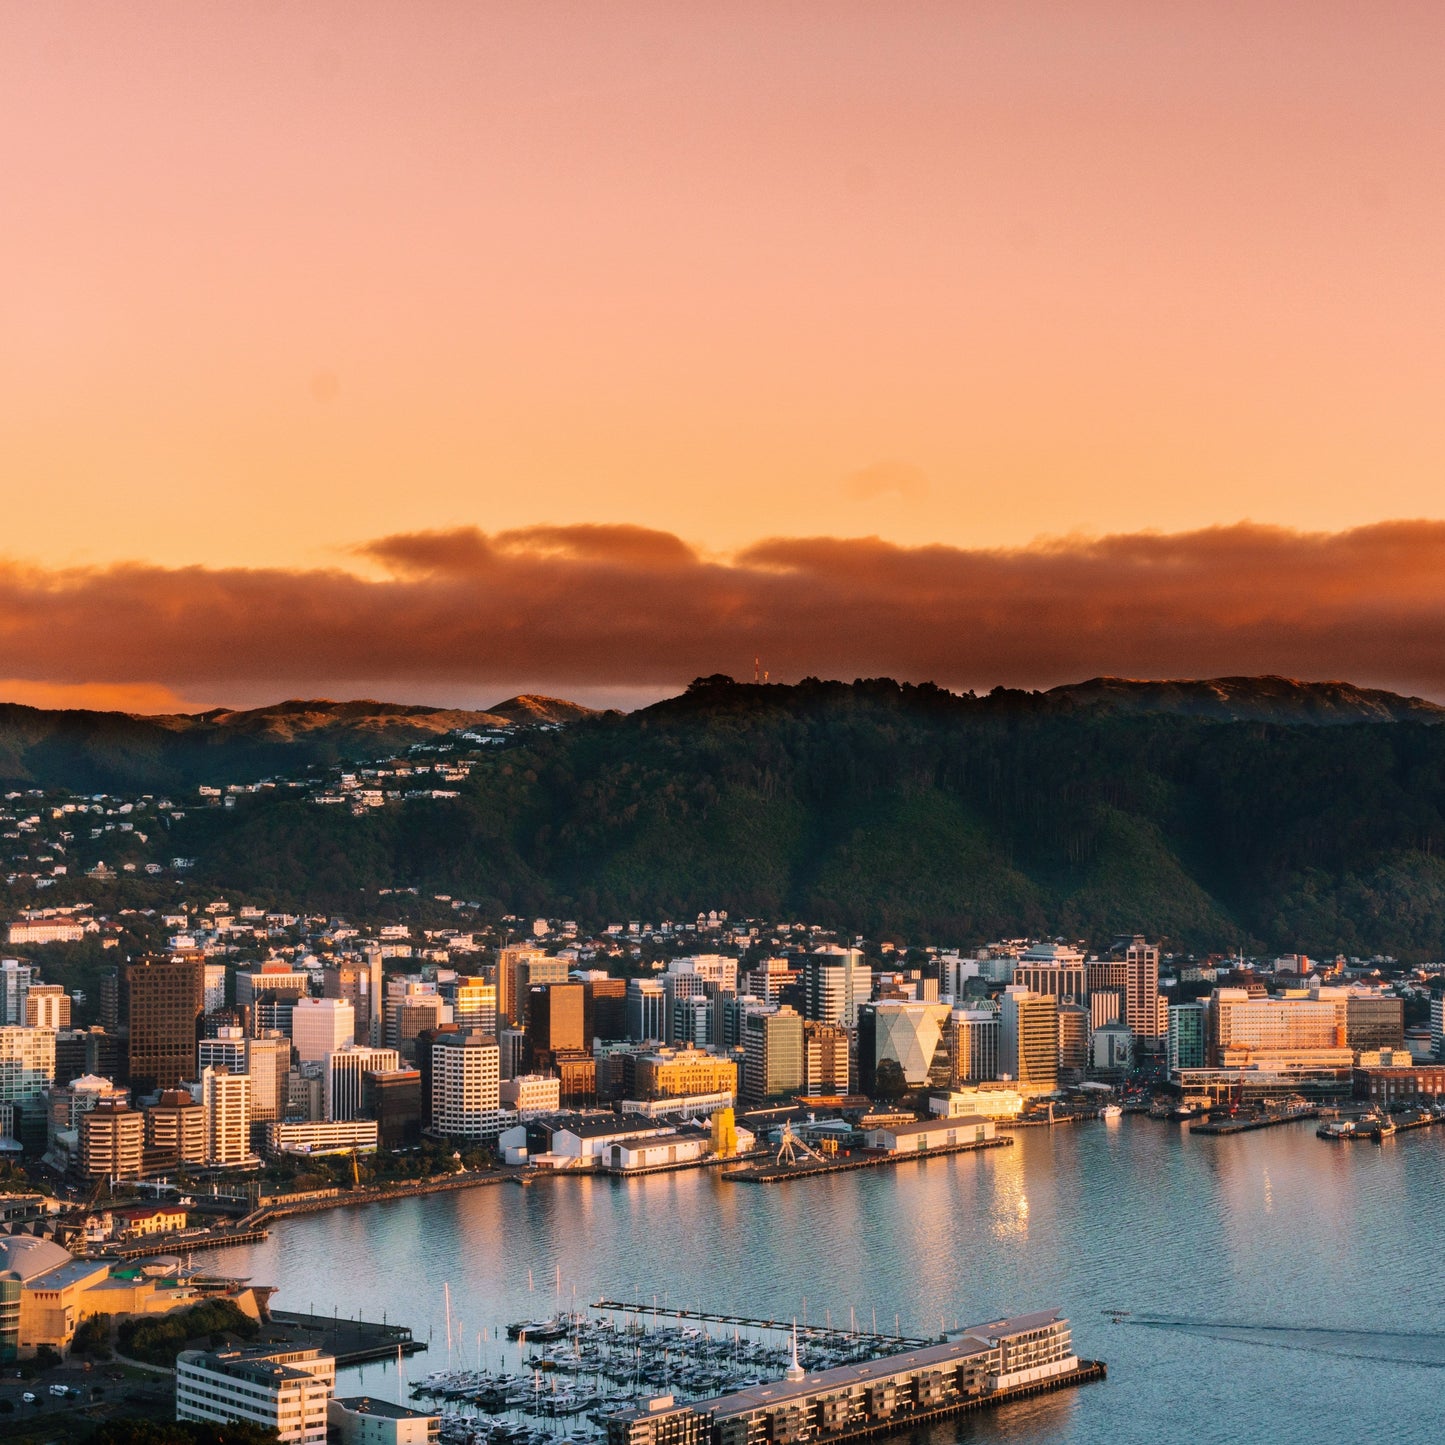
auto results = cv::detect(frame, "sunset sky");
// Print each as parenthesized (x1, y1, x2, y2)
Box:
(5, 3, 1445, 710)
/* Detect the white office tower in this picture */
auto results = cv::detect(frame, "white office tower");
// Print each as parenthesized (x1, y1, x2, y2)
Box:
(430, 1031, 504, 1142)
(203, 962, 227, 1014)
(293, 997, 356, 1064)
(805, 947, 872, 1028)
(668, 955, 739, 991)
(0, 960, 36, 1026)
(177, 1346, 335, 1445)
(937, 954, 981, 1003)
(200, 1066, 254, 1166)
(324, 1044, 400, 1121)
(0, 1025, 56, 1105)
(198, 1026, 248, 1075)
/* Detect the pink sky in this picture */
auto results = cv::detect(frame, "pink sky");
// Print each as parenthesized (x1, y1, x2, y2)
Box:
(4, 4, 1444, 707)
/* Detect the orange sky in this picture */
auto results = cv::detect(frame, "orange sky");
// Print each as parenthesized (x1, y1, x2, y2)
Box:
(5, 4, 1445, 707)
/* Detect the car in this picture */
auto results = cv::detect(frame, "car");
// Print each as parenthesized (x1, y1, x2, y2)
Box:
(21, 1392, 35, 1404)
(49, 1384, 69, 1397)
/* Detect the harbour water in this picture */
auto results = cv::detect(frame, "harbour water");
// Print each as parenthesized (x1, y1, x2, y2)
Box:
(205, 1120, 1445, 1444)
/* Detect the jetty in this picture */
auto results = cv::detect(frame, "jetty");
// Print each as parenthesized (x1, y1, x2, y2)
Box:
(1190, 1106, 1318, 1135)
(723, 1136, 1012, 1184)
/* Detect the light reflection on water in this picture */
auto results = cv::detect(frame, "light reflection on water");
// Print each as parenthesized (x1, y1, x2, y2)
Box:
(206, 1122, 1445, 1444)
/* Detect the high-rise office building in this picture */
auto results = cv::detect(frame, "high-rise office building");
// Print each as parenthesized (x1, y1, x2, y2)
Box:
(246, 1032, 293, 1123)
(362, 1069, 423, 1150)
(177, 1345, 335, 1445)
(999, 988, 1059, 1095)
(1086, 960, 1129, 998)
(804, 949, 872, 1029)
(446, 976, 497, 1037)
(1089, 989, 1123, 1032)
(414, 1025, 462, 1127)
(1012, 945, 1087, 1004)
(742, 1006, 804, 1103)
(429, 1031, 503, 1141)
(948, 1008, 1000, 1085)
(364, 945, 384, 1046)
(1168, 1002, 1207, 1071)
(24, 985, 71, 1030)
(0, 1026, 56, 1105)
(293, 998, 356, 1064)
(324, 1044, 401, 1122)
(585, 978, 628, 1040)
(235, 966, 310, 1011)
(1125, 937, 1164, 1044)
(497, 947, 565, 1027)
(390, 991, 450, 1053)
(626, 979, 666, 1043)
(81, 1096, 145, 1178)
(802, 1021, 851, 1095)
(0, 960, 36, 1026)
(145, 1087, 207, 1167)
(323, 963, 371, 1041)
(197, 1026, 248, 1075)
(857, 1001, 952, 1094)
(202, 963, 227, 1014)
(1057, 1004, 1089, 1082)
(526, 983, 591, 1069)
(127, 955, 205, 1094)
(201, 1066, 253, 1166)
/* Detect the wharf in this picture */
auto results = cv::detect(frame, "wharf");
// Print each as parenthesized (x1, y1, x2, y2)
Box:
(592, 1299, 930, 1349)
(94, 1224, 269, 1259)
(1190, 1108, 1319, 1135)
(266, 1309, 427, 1367)
(241, 1169, 512, 1228)
(816, 1358, 1106, 1438)
(723, 1136, 1012, 1184)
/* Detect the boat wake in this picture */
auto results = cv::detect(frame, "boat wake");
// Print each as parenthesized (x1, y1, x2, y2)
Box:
(1123, 1316, 1445, 1369)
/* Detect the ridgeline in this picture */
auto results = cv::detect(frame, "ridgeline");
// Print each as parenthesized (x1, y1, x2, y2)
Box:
(134, 674, 1445, 959)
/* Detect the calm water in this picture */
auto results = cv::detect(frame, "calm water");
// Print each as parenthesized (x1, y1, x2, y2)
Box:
(205, 1120, 1444, 1444)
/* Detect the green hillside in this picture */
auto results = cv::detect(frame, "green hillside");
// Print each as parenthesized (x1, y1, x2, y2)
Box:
(165, 676, 1445, 958)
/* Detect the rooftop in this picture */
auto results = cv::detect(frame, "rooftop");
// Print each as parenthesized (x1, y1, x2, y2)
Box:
(691, 1310, 1067, 1420)
(333, 1397, 437, 1421)
(871, 1115, 989, 1136)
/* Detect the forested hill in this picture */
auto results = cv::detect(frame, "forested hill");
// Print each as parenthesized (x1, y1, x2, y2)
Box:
(0, 695, 591, 791)
(169, 675, 1445, 959)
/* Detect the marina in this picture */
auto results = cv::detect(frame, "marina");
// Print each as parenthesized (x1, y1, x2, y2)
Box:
(408, 1298, 927, 1444)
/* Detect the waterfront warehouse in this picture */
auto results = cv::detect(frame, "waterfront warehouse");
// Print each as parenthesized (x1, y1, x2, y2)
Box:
(607, 1310, 1094, 1445)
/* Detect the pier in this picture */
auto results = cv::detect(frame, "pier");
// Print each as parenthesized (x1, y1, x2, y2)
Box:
(1190, 1107, 1318, 1135)
(723, 1135, 1012, 1183)
(607, 1307, 1100, 1445)
(267, 1309, 427, 1367)
(593, 1300, 930, 1349)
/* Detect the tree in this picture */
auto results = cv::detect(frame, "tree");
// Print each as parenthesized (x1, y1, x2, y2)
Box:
(873, 1058, 907, 1103)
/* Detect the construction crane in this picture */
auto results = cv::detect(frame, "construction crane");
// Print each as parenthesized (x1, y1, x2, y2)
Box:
(774, 1121, 825, 1168)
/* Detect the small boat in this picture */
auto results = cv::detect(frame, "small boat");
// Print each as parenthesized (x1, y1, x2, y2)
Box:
(1100, 1104, 1122, 1121)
